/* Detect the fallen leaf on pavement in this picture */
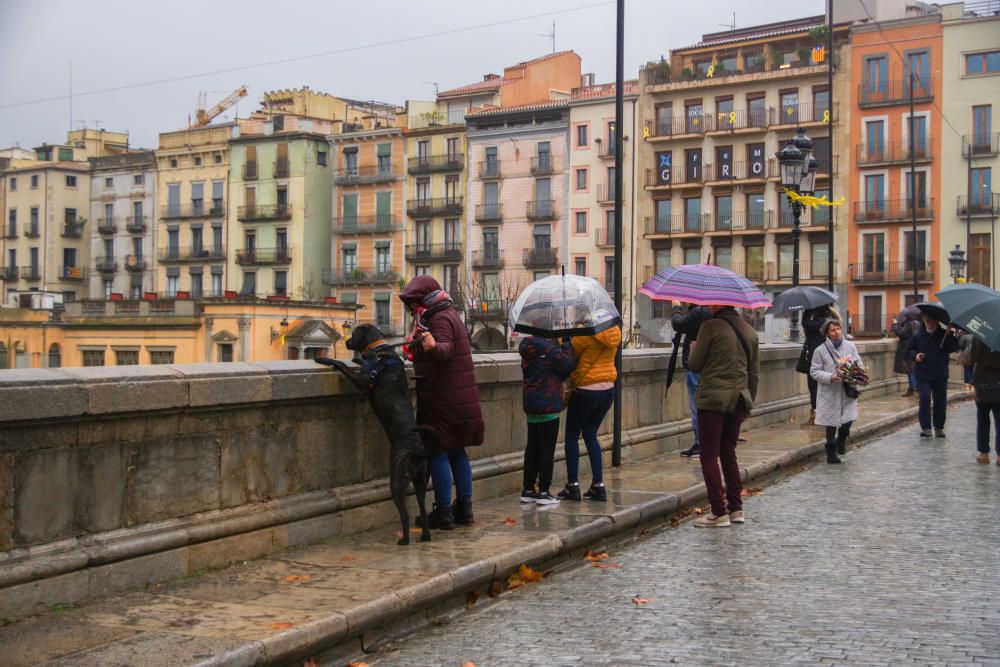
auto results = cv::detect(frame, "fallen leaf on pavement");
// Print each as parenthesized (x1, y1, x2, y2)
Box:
(638, 527, 649, 536)
(488, 580, 504, 597)
(269, 621, 295, 630)
(507, 563, 544, 588)
(347, 662, 370, 667)
(465, 590, 480, 608)
(670, 518, 680, 527)
(583, 550, 609, 561)
(740, 486, 763, 497)
(430, 618, 447, 626)
(692, 507, 705, 515)
(631, 596, 654, 605)
(593, 563, 623, 569)
(461, 663, 477, 667)
(502, 517, 517, 526)
(283, 575, 312, 583)
(340, 556, 357, 562)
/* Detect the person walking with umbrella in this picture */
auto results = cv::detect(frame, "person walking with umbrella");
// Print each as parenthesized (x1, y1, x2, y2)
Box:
(671, 302, 712, 457)
(892, 306, 921, 397)
(799, 303, 840, 425)
(909, 304, 960, 438)
(809, 318, 861, 464)
(965, 337, 1000, 465)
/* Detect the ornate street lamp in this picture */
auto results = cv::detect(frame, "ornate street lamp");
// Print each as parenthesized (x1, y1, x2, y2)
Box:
(776, 128, 819, 342)
(948, 244, 968, 283)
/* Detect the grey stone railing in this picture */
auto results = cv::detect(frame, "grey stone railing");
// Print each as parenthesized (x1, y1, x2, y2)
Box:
(0, 342, 899, 616)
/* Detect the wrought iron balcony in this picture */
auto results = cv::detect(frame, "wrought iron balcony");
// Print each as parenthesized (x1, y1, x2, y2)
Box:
(704, 211, 775, 233)
(19, 265, 41, 281)
(770, 102, 832, 127)
(237, 204, 292, 222)
(703, 159, 779, 182)
(522, 247, 558, 268)
(59, 265, 88, 281)
(407, 154, 464, 174)
(853, 198, 935, 223)
(526, 199, 556, 221)
(0, 266, 18, 281)
(24, 225, 40, 238)
(4, 226, 16, 239)
(125, 216, 148, 233)
(856, 140, 933, 165)
(404, 243, 462, 262)
(332, 215, 404, 233)
(97, 219, 118, 236)
(957, 193, 1000, 217)
(859, 77, 934, 108)
(596, 184, 616, 205)
(475, 203, 503, 222)
(479, 160, 501, 179)
(161, 203, 224, 220)
(406, 197, 463, 217)
(963, 133, 1000, 157)
(124, 255, 147, 272)
(471, 250, 504, 270)
(849, 260, 936, 285)
(95, 256, 118, 273)
(643, 114, 707, 139)
(243, 162, 258, 180)
(61, 220, 85, 238)
(274, 159, 290, 178)
(236, 248, 292, 265)
(530, 156, 556, 175)
(158, 246, 227, 263)
(334, 166, 398, 185)
(595, 228, 616, 248)
(700, 107, 771, 133)
(322, 267, 399, 285)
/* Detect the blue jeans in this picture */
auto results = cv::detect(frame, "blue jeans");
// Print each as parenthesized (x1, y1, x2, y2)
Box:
(908, 371, 918, 391)
(964, 366, 974, 385)
(564, 387, 615, 485)
(429, 448, 472, 507)
(976, 402, 1000, 454)
(686, 370, 701, 446)
(917, 378, 948, 429)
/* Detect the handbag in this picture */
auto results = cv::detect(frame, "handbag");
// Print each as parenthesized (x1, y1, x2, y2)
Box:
(795, 344, 811, 374)
(822, 342, 860, 399)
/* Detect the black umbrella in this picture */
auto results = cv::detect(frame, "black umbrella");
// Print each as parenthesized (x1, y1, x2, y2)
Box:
(914, 301, 950, 325)
(772, 286, 838, 316)
(936, 283, 1000, 351)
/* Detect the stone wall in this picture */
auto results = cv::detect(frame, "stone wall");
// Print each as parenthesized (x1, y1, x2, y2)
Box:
(0, 341, 900, 616)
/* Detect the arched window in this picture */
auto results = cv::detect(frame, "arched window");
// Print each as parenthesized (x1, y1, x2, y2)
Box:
(14, 342, 28, 369)
(48, 343, 62, 368)
(0, 342, 7, 369)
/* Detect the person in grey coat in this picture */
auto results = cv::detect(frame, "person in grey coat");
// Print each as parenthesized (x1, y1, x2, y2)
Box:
(810, 319, 861, 464)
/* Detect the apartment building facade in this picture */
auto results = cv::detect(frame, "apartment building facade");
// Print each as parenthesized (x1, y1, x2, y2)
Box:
(847, 12, 943, 336)
(637, 17, 850, 342)
(88, 151, 158, 299)
(155, 124, 232, 299)
(941, 1, 1000, 288)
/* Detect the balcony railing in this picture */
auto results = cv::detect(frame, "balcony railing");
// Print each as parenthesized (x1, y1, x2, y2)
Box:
(526, 199, 556, 221)
(274, 159, 290, 178)
(243, 162, 258, 180)
(95, 256, 117, 273)
(853, 198, 935, 223)
(643, 168, 706, 188)
(322, 267, 399, 285)
(407, 154, 464, 174)
(406, 197, 463, 217)
(4, 226, 16, 239)
(0, 266, 18, 281)
(708, 210, 775, 232)
(770, 102, 832, 127)
(235, 248, 292, 265)
(703, 159, 778, 182)
(531, 156, 557, 175)
(161, 203, 224, 219)
(125, 216, 148, 233)
(405, 243, 462, 262)
(523, 247, 558, 268)
(332, 215, 404, 233)
(479, 160, 501, 179)
(597, 184, 616, 204)
(963, 133, 1000, 157)
(158, 246, 227, 263)
(334, 166, 398, 185)
(237, 204, 292, 221)
(61, 221, 85, 238)
(856, 140, 933, 165)
(59, 265, 88, 281)
(97, 219, 117, 236)
(24, 225, 40, 238)
(702, 108, 771, 133)
(19, 265, 41, 281)
(957, 193, 1000, 217)
(124, 255, 147, 272)
(859, 77, 934, 108)
(595, 228, 616, 248)
(849, 260, 936, 285)
(643, 114, 707, 139)
(471, 250, 504, 270)
(475, 203, 503, 222)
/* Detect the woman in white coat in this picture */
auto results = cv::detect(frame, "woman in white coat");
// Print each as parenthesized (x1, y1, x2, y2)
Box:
(810, 319, 861, 464)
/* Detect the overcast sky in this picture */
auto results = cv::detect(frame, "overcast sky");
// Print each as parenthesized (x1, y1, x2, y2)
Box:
(0, 0, 825, 150)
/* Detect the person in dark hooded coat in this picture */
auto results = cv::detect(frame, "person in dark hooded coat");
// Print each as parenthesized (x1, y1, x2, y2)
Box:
(399, 275, 484, 530)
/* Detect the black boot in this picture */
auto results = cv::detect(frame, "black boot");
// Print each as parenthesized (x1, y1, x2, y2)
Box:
(836, 431, 848, 456)
(453, 499, 474, 525)
(416, 503, 454, 530)
(826, 444, 841, 464)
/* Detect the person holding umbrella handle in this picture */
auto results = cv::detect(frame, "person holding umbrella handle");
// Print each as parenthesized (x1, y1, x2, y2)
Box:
(909, 313, 960, 438)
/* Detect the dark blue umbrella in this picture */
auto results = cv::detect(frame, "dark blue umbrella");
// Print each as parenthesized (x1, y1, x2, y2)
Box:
(935, 283, 1000, 351)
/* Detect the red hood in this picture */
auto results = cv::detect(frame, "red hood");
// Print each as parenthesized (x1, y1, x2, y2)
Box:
(399, 275, 443, 304)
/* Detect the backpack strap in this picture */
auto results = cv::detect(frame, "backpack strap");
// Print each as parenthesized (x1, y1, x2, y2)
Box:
(719, 317, 751, 368)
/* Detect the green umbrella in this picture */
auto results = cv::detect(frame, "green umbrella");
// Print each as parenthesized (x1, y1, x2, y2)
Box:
(935, 282, 1000, 351)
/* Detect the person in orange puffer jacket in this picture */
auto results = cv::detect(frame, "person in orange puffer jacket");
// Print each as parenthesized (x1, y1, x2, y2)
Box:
(557, 325, 622, 502)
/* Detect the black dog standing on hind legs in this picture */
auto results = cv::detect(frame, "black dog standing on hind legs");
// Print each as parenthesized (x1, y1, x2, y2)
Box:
(315, 324, 435, 545)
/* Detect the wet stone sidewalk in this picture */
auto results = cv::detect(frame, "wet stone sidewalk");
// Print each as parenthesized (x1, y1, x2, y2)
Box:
(0, 390, 980, 666)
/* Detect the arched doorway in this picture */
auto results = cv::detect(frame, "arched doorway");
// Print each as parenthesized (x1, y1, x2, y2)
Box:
(48, 343, 62, 368)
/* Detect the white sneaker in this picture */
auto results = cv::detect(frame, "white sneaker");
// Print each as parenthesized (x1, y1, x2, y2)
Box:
(693, 513, 731, 528)
(534, 491, 560, 506)
(729, 510, 745, 524)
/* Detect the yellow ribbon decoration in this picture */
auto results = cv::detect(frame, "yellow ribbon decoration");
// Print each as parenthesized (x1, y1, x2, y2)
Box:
(783, 187, 845, 209)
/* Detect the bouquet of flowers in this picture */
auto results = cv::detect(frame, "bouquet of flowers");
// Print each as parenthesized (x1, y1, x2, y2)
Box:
(835, 357, 870, 386)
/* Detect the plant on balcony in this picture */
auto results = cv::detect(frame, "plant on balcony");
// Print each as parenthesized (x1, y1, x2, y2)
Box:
(753, 55, 768, 71)
(682, 67, 694, 80)
(809, 25, 829, 45)
(798, 47, 812, 65)
(349, 268, 364, 280)
(419, 110, 444, 127)
(644, 56, 670, 83)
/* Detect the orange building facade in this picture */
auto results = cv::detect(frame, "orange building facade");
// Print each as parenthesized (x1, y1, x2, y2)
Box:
(847, 14, 943, 336)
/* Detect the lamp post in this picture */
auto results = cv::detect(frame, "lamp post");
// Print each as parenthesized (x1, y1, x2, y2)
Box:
(948, 244, 968, 283)
(775, 128, 819, 342)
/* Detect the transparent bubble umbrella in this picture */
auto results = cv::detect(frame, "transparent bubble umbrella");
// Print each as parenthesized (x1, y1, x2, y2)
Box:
(509, 274, 621, 338)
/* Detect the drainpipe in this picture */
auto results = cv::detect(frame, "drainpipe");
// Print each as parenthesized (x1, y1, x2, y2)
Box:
(611, 0, 624, 468)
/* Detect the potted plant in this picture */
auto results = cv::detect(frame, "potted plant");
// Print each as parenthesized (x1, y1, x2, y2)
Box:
(419, 110, 444, 127)
(809, 25, 829, 45)
(682, 67, 694, 80)
(798, 47, 812, 65)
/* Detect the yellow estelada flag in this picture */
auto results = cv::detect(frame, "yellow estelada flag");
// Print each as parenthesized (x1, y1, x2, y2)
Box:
(783, 187, 845, 209)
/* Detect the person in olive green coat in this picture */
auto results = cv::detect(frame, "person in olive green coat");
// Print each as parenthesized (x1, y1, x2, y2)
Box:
(687, 306, 760, 527)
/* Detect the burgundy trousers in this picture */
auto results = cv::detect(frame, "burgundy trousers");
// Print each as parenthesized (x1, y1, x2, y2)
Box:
(697, 401, 747, 518)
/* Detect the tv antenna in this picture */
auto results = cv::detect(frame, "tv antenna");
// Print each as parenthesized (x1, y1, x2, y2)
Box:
(719, 12, 737, 31)
(421, 81, 439, 96)
(539, 21, 555, 53)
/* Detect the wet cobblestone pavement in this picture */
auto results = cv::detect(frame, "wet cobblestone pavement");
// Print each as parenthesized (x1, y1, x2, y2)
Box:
(373, 401, 1000, 666)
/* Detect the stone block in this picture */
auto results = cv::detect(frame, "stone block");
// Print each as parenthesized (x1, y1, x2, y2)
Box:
(295, 418, 364, 492)
(87, 548, 188, 599)
(78, 442, 127, 533)
(187, 527, 277, 572)
(495, 359, 523, 384)
(0, 369, 88, 424)
(0, 452, 12, 550)
(283, 512, 343, 548)
(61, 365, 188, 415)
(0, 422, 79, 454)
(253, 360, 341, 401)
(0, 569, 91, 618)
(14, 446, 79, 545)
(219, 423, 297, 508)
(178, 363, 272, 407)
(472, 359, 500, 384)
(44, 631, 266, 667)
(0, 616, 139, 667)
(126, 434, 221, 525)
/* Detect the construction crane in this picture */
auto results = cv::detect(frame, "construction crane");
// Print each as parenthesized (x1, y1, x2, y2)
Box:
(191, 86, 248, 128)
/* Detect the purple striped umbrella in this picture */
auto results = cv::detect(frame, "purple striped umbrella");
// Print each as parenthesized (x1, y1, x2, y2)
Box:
(640, 264, 772, 309)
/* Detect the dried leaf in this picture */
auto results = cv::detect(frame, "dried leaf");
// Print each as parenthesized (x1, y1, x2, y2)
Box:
(347, 662, 370, 667)
(502, 517, 517, 526)
(741, 486, 763, 497)
(283, 575, 312, 583)
(430, 618, 447, 626)
(340, 555, 357, 562)
(593, 563, 624, 569)
(488, 580, 504, 597)
(692, 507, 705, 515)
(269, 621, 295, 630)
(631, 596, 654, 606)
(465, 590, 480, 608)
(638, 527, 649, 536)
(583, 550, 609, 562)
(670, 518, 680, 527)
(461, 663, 477, 667)
(507, 563, 544, 589)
